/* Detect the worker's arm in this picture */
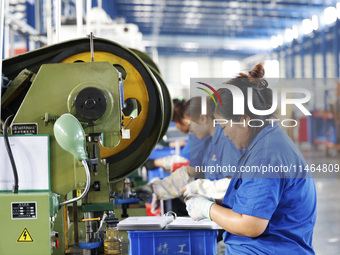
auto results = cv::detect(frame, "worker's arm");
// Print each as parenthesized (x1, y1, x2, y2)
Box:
(210, 204, 268, 238)
(185, 195, 268, 238)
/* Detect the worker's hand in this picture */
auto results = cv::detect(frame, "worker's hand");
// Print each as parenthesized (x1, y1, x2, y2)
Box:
(162, 155, 188, 172)
(144, 159, 156, 170)
(134, 185, 153, 202)
(185, 195, 215, 221)
(181, 180, 199, 196)
(151, 166, 194, 200)
(182, 178, 231, 200)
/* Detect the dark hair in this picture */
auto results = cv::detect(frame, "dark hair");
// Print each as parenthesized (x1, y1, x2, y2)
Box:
(172, 98, 186, 123)
(215, 63, 274, 144)
(184, 96, 215, 122)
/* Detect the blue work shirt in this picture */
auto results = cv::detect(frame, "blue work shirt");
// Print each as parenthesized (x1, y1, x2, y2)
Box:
(222, 124, 317, 255)
(183, 132, 211, 167)
(202, 125, 241, 180)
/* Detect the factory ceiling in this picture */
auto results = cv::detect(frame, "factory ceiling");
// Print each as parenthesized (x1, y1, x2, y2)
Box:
(113, 0, 340, 58)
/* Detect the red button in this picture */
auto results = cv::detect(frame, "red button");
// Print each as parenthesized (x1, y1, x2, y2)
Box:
(56, 238, 59, 249)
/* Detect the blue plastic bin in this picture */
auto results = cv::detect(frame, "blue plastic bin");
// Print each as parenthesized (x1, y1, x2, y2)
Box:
(128, 230, 218, 255)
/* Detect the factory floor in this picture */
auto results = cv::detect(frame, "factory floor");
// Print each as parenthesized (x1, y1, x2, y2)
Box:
(306, 148, 340, 255)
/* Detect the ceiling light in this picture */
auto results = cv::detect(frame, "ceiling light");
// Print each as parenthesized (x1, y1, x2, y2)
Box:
(324, 7, 337, 24)
(302, 19, 313, 34)
(285, 29, 293, 43)
(271, 36, 278, 48)
(312, 15, 318, 30)
(229, 1, 239, 8)
(292, 25, 299, 39)
(277, 35, 283, 46)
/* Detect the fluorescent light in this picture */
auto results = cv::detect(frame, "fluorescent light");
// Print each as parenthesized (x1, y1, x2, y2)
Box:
(285, 29, 293, 43)
(312, 15, 318, 30)
(324, 7, 337, 24)
(271, 36, 278, 48)
(292, 25, 299, 39)
(302, 19, 313, 34)
(277, 34, 283, 46)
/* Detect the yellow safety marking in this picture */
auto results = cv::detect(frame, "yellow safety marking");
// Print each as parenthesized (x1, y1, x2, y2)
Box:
(17, 227, 33, 242)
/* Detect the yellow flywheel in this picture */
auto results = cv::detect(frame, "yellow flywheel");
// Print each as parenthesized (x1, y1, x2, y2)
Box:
(50, 38, 165, 181)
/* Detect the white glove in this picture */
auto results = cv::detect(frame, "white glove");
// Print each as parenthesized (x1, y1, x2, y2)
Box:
(183, 178, 231, 200)
(151, 166, 194, 200)
(162, 155, 188, 172)
(185, 195, 215, 221)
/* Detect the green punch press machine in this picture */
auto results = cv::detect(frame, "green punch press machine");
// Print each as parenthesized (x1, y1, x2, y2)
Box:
(0, 36, 172, 255)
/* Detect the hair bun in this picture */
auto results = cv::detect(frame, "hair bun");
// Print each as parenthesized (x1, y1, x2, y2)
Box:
(248, 63, 265, 79)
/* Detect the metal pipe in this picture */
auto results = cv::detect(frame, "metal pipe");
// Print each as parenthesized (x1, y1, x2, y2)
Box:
(72, 190, 79, 244)
(59, 160, 91, 207)
(88, 32, 94, 62)
(95, 212, 107, 234)
(83, 212, 93, 255)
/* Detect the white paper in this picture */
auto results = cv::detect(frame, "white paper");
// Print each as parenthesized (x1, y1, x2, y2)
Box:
(0, 135, 49, 191)
(165, 217, 222, 230)
(118, 216, 174, 230)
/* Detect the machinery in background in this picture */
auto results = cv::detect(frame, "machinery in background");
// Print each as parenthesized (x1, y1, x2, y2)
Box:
(0, 36, 172, 255)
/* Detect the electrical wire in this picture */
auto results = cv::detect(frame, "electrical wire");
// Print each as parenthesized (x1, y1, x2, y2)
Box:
(95, 212, 107, 234)
(3, 115, 18, 193)
(59, 159, 91, 207)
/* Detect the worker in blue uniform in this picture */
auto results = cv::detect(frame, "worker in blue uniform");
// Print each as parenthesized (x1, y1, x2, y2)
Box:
(185, 64, 317, 254)
(202, 124, 239, 180)
(145, 99, 209, 173)
(181, 96, 241, 199)
(144, 98, 210, 216)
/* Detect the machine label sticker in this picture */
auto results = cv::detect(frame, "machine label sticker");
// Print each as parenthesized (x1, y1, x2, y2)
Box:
(17, 227, 34, 242)
(12, 123, 38, 134)
(11, 202, 37, 219)
(122, 129, 130, 139)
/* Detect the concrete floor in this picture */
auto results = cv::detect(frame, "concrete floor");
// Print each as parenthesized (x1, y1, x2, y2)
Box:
(305, 149, 340, 255)
(313, 178, 340, 255)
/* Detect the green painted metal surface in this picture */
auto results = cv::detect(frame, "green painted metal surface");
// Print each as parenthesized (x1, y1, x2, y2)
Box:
(0, 193, 54, 255)
(12, 62, 121, 198)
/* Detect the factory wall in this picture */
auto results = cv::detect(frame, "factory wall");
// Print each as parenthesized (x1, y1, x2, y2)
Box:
(157, 56, 248, 99)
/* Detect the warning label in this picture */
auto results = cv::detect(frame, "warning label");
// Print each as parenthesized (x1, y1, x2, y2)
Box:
(17, 227, 34, 242)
